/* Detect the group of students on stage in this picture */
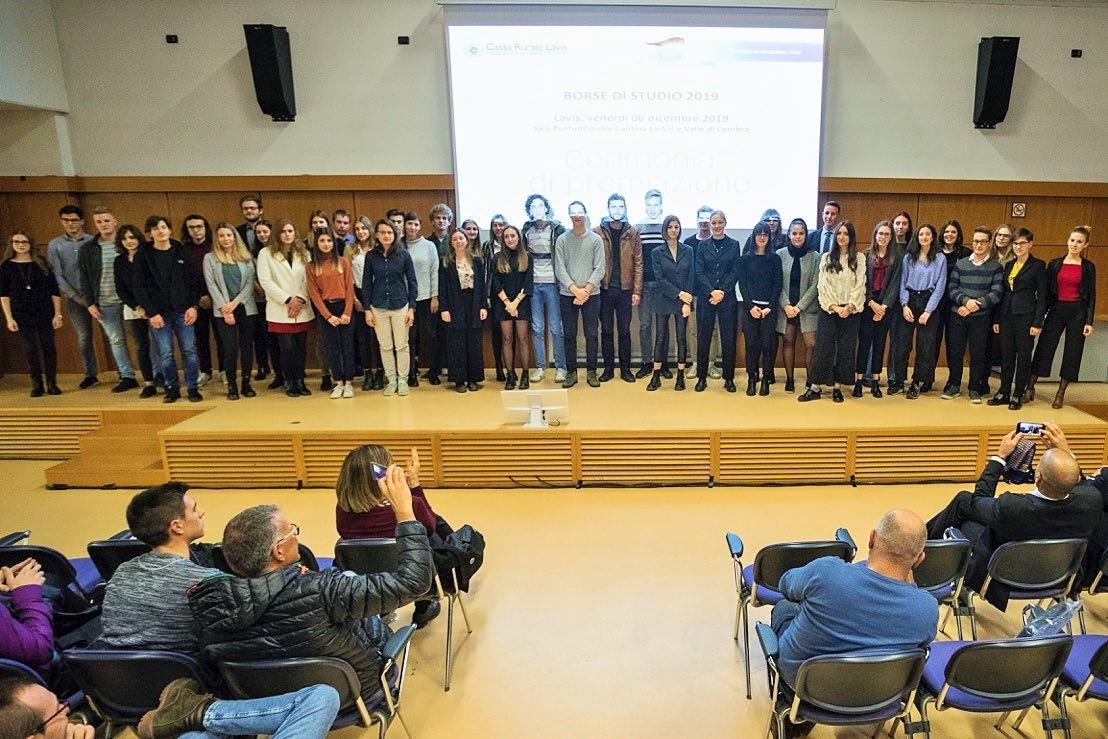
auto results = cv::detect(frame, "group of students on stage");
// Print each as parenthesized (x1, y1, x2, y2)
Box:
(0, 194, 1097, 408)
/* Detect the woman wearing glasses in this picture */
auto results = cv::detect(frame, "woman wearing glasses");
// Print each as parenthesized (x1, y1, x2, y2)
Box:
(988, 228, 1046, 410)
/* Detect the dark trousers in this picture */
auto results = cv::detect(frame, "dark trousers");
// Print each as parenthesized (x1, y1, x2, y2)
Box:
(352, 309, 380, 375)
(696, 300, 737, 381)
(412, 298, 441, 377)
(855, 306, 893, 377)
(193, 306, 223, 374)
(741, 309, 776, 380)
(446, 327, 484, 383)
(932, 299, 952, 367)
(925, 490, 988, 548)
(1032, 301, 1086, 382)
(319, 301, 355, 382)
(599, 288, 634, 372)
(276, 331, 307, 383)
(125, 317, 157, 383)
(808, 311, 861, 386)
(213, 308, 255, 386)
(639, 281, 658, 366)
(560, 293, 600, 372)
(894, 290, 939, 386)
(946, 313, 990, 392)
(17, 319, 57, 383)
(998, 313, 1034, 397)
(252, 301, 278, 374)
(654, 312, 688, 365)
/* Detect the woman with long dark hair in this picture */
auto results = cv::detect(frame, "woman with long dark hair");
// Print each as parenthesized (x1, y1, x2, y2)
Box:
(180, 214, 221, 386)
(776, 218, 820, 393)
(114, 224, 160, 398)
(440, 229, 487, 392)
(483, 214, 508, 382)
(799, 221, 866, 402)
(1026, 226, 1096, 408)
(933, 219, 967, 373)
(737, 222, 782, 395)
(362, 219, 417, 396)
(307, 229, 356, 398)
(853, 220, 902, 397)
(892, 212, 913, 248)
(256, 219, 315, 397)
(347, 216, 383, 391)
(1, 231, 63, 396)
(892, 224, 947, 399)
(490, 224, 533, 389)
(648, 215, 693, 391)
(250, 219, 280, 386)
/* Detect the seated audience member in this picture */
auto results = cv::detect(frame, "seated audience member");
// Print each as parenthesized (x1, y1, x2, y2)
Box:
(336, 445, 445, 627)
(0, 558, 52, 675)
(925, 429, 1097, 610)
(96, 483, 220, 659)
(771, 509, 938, 689)
(0, 675, 340, 739)
(189, 466, 432, 701)
(1040, 423, 1108, 585)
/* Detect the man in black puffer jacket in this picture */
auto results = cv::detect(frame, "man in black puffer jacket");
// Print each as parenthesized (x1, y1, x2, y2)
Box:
(188, 466, 432, 699)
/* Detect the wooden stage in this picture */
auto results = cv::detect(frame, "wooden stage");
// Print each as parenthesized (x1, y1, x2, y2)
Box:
(1, 373, 1105, 490)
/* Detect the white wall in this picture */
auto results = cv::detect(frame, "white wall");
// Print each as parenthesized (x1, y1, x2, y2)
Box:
(0, 108, 73, 175)
(0, 0, 69, 111)
(3, 0, 1105, 180)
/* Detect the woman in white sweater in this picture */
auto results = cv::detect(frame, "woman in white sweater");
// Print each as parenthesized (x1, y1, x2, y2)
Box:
(799, 221, 866, 403)
(256, 219, 315, 397)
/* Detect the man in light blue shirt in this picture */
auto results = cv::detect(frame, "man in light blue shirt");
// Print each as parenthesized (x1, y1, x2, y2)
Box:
(47, 205, 98, 387)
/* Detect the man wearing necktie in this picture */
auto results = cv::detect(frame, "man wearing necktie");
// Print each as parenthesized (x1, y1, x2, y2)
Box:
(808, 200, 842, 254)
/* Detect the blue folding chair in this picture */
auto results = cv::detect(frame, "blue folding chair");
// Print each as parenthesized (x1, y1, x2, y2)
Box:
(912, 539, 972, 640)
(727, 529, 856, 699)
(1052, 634, 1108, 739)
(0, 543, 101, 634)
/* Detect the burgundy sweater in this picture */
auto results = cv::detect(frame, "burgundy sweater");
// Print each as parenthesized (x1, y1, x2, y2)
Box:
(336, 486, 438, 539)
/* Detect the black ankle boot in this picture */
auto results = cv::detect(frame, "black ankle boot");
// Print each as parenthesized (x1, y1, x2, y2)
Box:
(647, 371, 662, 391)
(505, 371, 517, 390)
(746, 378, 758, 396)
(519, 372, 530, 390)
(30, 377, 45, 398)
(759, 379, 770, 396)
(674, 373, 686, 391)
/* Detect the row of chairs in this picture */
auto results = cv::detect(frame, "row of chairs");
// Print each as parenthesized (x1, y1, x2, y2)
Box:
(726, 529, 1108, 737)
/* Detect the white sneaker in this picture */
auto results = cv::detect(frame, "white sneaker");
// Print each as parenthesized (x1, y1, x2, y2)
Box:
(708, 367, 722, 380)
(685, 363, 697, 379)
(383, 376, 397, 396)
(397, 378, 410, 396)
(197, 372, 212, 387)
(330, 385, 343, 399)
(529, 368, 544, 383)
(555, 368, 567, 383)
(342, 384, 354, 398)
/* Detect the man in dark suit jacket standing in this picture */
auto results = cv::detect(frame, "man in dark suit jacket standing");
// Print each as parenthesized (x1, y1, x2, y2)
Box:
(925, 428, 1096, 610)
(806, 200, 841, 255)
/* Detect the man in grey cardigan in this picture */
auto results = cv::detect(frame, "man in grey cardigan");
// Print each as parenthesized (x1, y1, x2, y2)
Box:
(555, 201, 606, 388)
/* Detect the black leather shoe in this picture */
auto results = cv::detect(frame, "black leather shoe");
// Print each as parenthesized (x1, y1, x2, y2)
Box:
(495, 369, 506, 382)
(907, 382, 922, 400)
(297, 381, 312, 396)
(1008, 399, 1022, 411)
(620, 369, 635, 383)
(694, 378, 707, 392)
(286, 386, 301, 398)
(113, 377, 140, 393)
(784, 379, 796, 393)
(598, 369, 615, 383)
(254, 367, 269, 381)
(871, 383, 883, 398)
(30, 383, 44, 398)
(759, 380, 770, 396)
(832, 388, 844, 403)
(467, 382, 480, 391)
(887, 382, 904, 396)
(674, 374, 686, 391)
(647, 372, 661, 391)
(241, 382, 256, 398)
(187, 389, 203, 403)
(724, 380, 737, 393)
(797, 388, 821, 402)
(455, 382, 467, 393)
(139, 386, 157, 398)
(587, 371, 601, 388)
(79, 376, 100, 390)
(227, 386, 240, 400)
(635, 365, 652, 379)
(851, 381, 863, 398)
(362, 374, 374, 391)
(163, 387, 181, 403)
(519, 374, 530, 390)
(427, 375, 440, 386)
(268, 377, 285, 390)
(505, 372, 517, 390)
(407, 373, 420, 388)
(46, 384, 63, 396)
(986, 393, 1009, 406)
(412, 599, 441, 629)
(746, 379, 757, 396)
(320, 374, 334, 392)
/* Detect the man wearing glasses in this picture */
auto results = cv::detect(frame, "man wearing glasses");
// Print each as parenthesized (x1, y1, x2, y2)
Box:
(47, 205, 98, 389)
(942, 226, 1004, 403)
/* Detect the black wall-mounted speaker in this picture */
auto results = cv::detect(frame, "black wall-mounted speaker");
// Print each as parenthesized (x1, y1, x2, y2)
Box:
(974, 36, 1019, 129)
(243, 24, 296, 122)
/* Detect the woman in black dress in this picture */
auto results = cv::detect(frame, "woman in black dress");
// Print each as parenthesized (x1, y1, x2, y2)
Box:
(0, 231, 63, 396)
(440, 229, 488, 392)
(490, 225, 533, 389)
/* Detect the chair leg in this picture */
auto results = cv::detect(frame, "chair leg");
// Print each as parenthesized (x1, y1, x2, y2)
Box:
(454, 592, 473, 633)
(734, 596, 743, 641)
(871, 720, 887, 738)
(1041, 699, 1053, 739)
(994, 710, 1011, 730)
(742, 602, 752, 700)
(443, 595, 455, 691)
(889, 716, 899, 737)
(1013, 706, 1031, 729)
(1076, 599, 1087, 635)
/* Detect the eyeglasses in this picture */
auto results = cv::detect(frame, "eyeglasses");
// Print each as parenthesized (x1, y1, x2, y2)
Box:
(273, 523, 299, 547)
(1014, 240, 1030, 246)
(971, 238, 990, 245)
(32, 702, 68, 735)
(60, 216, 83, 223)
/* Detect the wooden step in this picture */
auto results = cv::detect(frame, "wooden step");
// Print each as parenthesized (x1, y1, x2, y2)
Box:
(44, 456, 167, 489)
(78, 425, 166, 455)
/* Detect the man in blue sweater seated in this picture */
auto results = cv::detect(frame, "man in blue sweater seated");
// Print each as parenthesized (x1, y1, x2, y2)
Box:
(771, 509, 939, 689)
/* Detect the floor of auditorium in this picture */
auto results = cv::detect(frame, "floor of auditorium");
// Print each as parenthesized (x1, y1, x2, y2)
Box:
(4, 460, 1107, 738)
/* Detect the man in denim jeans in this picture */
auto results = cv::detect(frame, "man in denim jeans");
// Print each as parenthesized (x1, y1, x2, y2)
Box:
(75, 206, 139, 393)
(47, 205, 100, 389)
(522, 194, 568, 383)
(132, 215, 202, 403)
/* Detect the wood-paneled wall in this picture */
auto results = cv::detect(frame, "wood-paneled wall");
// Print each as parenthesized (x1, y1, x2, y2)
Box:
(1, 175, 1105, 375)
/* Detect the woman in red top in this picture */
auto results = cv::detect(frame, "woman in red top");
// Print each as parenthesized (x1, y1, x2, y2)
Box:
(336, 444, 443, 627)
(307, 229, 355, 399)
(1027, 226, 1097, 408)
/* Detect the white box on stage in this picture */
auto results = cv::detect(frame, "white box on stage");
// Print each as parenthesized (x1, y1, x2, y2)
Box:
(500, 389, 569, 429)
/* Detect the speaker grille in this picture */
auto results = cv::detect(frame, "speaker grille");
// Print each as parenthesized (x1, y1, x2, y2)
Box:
(244, 24, 296, 122)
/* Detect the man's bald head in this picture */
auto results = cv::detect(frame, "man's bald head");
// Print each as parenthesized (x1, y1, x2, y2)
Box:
(872, 509, 927, 568)
(1036, 449, 1082, 500)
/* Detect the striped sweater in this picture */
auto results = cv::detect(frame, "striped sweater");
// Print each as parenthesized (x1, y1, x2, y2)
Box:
(947, 255, 1003, 316)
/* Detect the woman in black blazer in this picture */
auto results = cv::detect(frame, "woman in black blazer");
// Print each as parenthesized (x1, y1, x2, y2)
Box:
(440, 229, 487, 392)
(853, 220, 902, 398)
(988, 228, 1047, 410)
(648, 215, 693, 391)
(489, 225, 533, 389)
(1027, 226, 1097, 408)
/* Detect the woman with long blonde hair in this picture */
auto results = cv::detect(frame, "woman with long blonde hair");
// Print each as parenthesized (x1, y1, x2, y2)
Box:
(204, 223, 258, 399)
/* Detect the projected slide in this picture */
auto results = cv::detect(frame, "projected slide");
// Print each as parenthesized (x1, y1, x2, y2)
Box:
(447, 25, 824, 229)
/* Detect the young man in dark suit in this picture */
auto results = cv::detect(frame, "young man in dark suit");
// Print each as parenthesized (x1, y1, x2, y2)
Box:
(806, 200, 841, 255)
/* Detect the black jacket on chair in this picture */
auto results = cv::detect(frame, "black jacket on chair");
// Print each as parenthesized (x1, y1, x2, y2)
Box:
(188, 521, 432, 699)
(996, 255, 1048, 326)
(958, 459, 1100, 610)
(439, 256, 487, 331)
(1044, 257, 1096, 326)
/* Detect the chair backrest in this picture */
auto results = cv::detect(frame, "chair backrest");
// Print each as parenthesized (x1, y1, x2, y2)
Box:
(945, 636, 1072, 701)
(0, 531, 30, 547)
(334, 539, 398, 575)
(913, 539, 972, 590)
(987, 539, 1086, 592)
(210, 542, 321, 574)
(0, 659, 46, 686)
(86, 539, 151, 581)
(60, 650, 208, 722)
(1089, 639, 1108, 683)
(794, 649, 926, 715)
(753, 541, 854, 590)
(0, 544, 79, 592)
(220, 657, 362, 713)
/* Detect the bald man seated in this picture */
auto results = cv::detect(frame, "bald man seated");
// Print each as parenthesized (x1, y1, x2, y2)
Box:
(771, 510, 939, 688)
(926, 428, 1099, 610)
